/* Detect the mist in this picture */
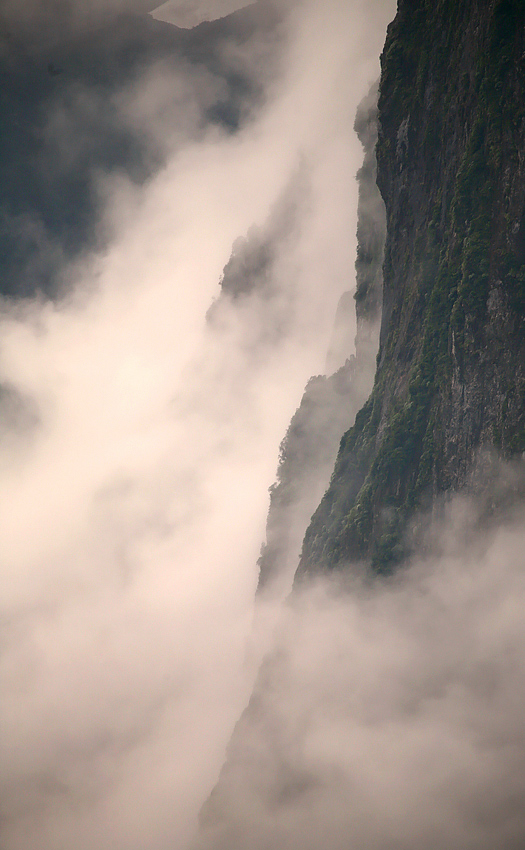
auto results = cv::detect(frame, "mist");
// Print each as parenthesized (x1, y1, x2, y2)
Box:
(0, 1, 395, 849)
(198, 480, 525, 850)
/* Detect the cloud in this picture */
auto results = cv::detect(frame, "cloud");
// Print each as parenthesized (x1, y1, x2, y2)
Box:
(151, 0, 254, 29)
(198, 479, 525, 850)
(0, 0, 396, 848)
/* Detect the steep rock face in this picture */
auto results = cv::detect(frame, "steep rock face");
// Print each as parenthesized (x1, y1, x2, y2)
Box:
(256, 365, 369, 594)
(204, 84, 384, 597)
(255, 84, 385, 594)
(195, 4, 525, 846)
(206, 170, 301, 316)
(298, 0, 525, 577)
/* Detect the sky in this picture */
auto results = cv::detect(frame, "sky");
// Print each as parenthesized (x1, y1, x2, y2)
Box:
(0, 1, 396, 849)
(4, 2, 524, 849)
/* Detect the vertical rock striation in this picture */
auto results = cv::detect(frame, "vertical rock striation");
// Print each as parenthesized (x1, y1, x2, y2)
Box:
(195, 4, 525, 847)
(297, 0, 525, 577)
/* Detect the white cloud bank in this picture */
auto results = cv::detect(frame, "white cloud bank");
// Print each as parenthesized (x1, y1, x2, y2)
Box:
(198, 485, 525, 850)
(0, 1, 395, 849)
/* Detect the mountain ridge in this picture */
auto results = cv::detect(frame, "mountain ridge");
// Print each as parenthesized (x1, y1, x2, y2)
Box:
(194, 3, 525, 845)
(297, 0, 525, 578)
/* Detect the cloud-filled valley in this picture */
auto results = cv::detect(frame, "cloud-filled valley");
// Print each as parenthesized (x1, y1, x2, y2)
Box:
(0, 2, 395, 848)
(3, 2, 524, 850)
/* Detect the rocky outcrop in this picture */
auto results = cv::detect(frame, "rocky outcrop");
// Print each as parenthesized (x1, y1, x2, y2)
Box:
(297, 0, 525, 577)
(205, 85, 385, 600)
(255, 83, 384, 595)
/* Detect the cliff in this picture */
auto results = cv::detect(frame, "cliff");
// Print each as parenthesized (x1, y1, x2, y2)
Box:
(297, 0, 525, 578)
(207, 82, 385, 596)
(254, 83, 384, 595)
(204, 87, 385, 600)
(195, 81, 386, 845)
(196, 3, 525, 845)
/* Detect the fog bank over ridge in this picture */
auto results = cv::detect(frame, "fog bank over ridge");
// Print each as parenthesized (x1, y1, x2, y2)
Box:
(0, 1, 396, 849)
(3, 2, 523, 848)
(197, 474, 525, 850)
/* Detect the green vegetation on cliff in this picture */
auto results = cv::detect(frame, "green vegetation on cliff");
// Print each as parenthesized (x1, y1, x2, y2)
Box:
(297, 0, 525, 577)
(256, 85, 385, 593)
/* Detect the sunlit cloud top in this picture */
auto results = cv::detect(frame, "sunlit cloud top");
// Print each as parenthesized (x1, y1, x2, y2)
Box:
(151, 0, 254, 29)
